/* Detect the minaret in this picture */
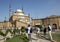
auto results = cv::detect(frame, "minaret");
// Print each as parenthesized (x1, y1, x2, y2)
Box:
(9, 0, 12, 18)
(28, 13, 30, 23)
(21, 5, 24, 13)
(22, 6, 23, 11)
(28, 13, 30, 17)
(9, 0, 12, 28)
(4, 16, 6, 22)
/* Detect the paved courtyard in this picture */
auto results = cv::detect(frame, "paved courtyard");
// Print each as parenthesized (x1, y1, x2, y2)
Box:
(30, 33, 51, 42)
(0, 35, 5, 42)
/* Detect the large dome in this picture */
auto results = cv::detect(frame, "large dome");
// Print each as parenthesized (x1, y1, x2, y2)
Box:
(16, 9, 23, 13)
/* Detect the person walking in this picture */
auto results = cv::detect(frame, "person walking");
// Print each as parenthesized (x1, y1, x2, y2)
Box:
(48, 24, 53, 41)
(27, 24, 32, 41)
(43, 25, 47, 38)
(35, 26, 40, 39)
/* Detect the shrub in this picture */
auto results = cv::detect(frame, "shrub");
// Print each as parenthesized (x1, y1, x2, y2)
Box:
(21, 27, 26, 33)
(13, 29, 17, 35)
(0, 30, 5, 36)
(0, 29, 12, 36)
(39, 25, 43, 32)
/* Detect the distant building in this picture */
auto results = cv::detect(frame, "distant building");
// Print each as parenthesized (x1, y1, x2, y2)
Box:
(32, 15, 60, 29)
(0, 9, 30, 29)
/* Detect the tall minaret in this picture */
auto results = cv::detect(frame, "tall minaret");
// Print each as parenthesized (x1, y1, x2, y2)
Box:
(28, 13, 30, 17)
(4, 16, 6, 22)
(9, 0, 12, 18)
(21, 5, 24, 13)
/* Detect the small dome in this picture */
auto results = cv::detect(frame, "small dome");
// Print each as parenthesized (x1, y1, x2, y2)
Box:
(16, 9, 23, 13)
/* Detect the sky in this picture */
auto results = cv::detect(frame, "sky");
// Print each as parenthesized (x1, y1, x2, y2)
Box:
(0, 0, 60, 21)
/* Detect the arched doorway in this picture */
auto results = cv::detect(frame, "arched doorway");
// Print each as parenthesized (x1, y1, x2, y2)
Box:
(53, 23, 57, 30)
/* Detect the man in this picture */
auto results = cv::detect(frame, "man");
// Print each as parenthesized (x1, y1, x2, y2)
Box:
(27, 24, 32, 41)
(43, 25, 47, 38)
(35, 26, 40, 39)
(48, 24, 53, 41)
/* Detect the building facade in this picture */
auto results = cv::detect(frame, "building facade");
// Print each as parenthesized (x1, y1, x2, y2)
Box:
(32, 15, 60, 29)
(0, 9, 30, 29)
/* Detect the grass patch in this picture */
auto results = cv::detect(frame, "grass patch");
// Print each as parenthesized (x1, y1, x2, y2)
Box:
(40, 32, 60, 42)
(5, 34, 29, 42)
(52, 33, 60, 42)
(5, 35, 23, 42)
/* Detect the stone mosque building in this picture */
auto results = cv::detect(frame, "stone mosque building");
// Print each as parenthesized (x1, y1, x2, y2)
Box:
(0, 7, 60, 29)
(0, 9, 30, 29)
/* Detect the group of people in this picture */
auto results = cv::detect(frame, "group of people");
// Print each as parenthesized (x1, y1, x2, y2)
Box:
(26, 24, 53, 42)
(43, 24, 53, 41)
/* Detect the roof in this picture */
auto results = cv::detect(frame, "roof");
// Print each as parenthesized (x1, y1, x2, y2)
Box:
(16, 9, 23, 13)
(32, 15, 60, 20)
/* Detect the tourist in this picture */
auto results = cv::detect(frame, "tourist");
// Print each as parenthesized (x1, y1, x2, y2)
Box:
(48, 24, 53, 41)
(35, 26, 40, 39)
(27, 24, 32, 41)
(43, 25, 47, 38)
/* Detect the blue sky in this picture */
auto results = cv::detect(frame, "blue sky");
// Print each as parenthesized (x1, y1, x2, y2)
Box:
(0, 0, 60, 21)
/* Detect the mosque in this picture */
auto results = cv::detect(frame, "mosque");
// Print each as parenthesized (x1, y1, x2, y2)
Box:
(0, 8, 60, 29)
(0, 9, 30, 29)
(0, 4, 60, 29)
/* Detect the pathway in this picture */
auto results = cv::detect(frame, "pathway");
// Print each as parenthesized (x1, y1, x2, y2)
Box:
(30, 33, 51, 42)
